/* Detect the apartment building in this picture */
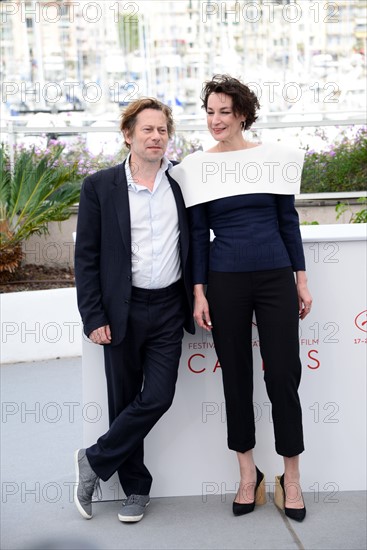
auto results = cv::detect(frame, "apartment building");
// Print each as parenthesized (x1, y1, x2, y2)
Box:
(1, 0, 365, 115)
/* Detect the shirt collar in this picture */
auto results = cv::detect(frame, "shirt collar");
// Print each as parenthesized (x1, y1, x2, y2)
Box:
(125, 153, 172, 189)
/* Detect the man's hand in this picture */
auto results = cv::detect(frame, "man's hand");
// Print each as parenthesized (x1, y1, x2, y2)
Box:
(89, 325, 112, 345)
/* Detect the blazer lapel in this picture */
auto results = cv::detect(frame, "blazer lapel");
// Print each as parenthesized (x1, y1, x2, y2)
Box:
(167, 170, 189, 265)
(112, 163, 187, 264)
(112, 161, 131, 256)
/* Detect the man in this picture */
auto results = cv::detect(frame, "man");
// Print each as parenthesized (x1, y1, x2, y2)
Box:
(74, 98, 194, 523)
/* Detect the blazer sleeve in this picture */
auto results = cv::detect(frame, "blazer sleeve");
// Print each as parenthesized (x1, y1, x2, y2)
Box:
(276, 195, 306, 271)
(187, 203, 210, 285)
(74, 176, 109, 337)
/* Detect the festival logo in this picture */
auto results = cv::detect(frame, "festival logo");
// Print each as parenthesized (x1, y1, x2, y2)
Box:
(354, 310, 367, 333)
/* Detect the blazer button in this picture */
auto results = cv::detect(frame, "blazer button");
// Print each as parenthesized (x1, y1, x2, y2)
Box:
(127, 275, 132, 280)
(124, 299, 130, 304)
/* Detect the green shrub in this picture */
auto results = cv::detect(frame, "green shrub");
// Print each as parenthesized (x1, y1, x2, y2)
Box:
(0, 143, 82, 277)
(335, 197, 367, 223)
(301, 127, 367, 193)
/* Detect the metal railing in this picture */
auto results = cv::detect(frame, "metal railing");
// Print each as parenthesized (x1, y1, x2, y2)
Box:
(1, 115, 366, 177)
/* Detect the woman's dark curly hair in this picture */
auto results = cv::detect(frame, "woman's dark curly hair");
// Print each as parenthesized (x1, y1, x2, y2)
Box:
(201, 74, 260, 131)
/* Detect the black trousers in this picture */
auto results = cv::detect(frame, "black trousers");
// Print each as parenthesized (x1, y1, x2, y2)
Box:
(206, 267, 304, 457)
(86, 280, 185, 496)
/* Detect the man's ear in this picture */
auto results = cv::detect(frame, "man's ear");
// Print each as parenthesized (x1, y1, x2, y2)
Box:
(124, 130, 132, 145)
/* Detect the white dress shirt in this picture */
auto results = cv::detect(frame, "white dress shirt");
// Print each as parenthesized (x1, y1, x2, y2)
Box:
(125, 154, 181, 289)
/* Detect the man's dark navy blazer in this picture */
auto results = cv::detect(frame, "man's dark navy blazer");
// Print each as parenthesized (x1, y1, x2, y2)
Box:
(75, 160, 195, 345)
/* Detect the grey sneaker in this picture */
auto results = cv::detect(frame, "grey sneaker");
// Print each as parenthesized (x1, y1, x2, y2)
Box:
(118, 494, 150, 523)
(74, 448, 101, 519)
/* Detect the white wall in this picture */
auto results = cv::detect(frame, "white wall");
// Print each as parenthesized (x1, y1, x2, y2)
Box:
(1, 288, 82, 364)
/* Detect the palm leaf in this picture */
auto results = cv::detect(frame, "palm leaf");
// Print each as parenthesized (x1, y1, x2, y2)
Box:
(0, 143, 82, 274)
(0, 145, 11, 215)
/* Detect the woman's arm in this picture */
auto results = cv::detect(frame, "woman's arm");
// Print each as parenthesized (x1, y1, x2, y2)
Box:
(275, 195, 305, 271)
(187, 204, 212, 330)
(276, 195, 312, 319)
(187, 203, 210, 284)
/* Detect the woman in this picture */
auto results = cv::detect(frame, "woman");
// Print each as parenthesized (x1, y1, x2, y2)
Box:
(171, 75, 312, 521)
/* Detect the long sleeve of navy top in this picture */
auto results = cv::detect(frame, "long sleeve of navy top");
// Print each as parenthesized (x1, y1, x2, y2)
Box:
(188, 193, 306, 285)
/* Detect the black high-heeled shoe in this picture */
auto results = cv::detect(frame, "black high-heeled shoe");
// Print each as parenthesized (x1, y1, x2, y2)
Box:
(232, 466, 266, 516)
(274, 474, 306, 522)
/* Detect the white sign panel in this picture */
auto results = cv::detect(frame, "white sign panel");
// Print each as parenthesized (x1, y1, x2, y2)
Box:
(82, 224, 367, 499)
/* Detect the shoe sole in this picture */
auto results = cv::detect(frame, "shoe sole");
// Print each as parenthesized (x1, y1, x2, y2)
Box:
(118, 501, 150, 523)
(255, 475, 267, 506)
(74, 449, 92, 520)
(274, 475, 284, 510)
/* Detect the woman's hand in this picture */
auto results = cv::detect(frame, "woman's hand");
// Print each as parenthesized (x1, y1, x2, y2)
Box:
(193, 284, 213, 331)
(296, 271, 312, 320)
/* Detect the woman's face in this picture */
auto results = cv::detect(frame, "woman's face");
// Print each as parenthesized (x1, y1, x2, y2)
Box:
(206, 93, 245, 143)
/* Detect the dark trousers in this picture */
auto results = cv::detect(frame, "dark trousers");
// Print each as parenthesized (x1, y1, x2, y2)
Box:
(206, 267, 304, 457)
(86, 280, 185, 496)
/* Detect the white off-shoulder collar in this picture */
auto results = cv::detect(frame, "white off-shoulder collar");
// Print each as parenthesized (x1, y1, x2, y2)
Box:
(170, 143, 305, 207)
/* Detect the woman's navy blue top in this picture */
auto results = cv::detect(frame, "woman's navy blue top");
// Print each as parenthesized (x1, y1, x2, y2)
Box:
(188, 193, 306, 285)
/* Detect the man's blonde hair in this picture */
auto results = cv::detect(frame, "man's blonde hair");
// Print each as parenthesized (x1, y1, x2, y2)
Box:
(120, 98, 175, 149)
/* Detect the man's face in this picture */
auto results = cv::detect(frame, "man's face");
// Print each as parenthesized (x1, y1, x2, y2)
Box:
(125, 108, 169, 165)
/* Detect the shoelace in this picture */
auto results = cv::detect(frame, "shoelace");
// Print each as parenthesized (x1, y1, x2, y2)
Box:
(124, 494, 144, 506)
